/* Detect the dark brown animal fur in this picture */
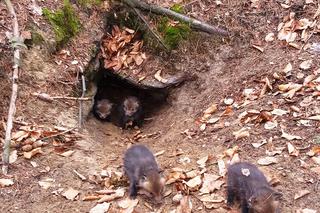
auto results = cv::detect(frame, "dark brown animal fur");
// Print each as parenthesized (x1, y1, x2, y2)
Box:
(118, 96, 143, 129)
(123, 144, 165, 203)
(226, 162, 282, 213)
(92, 99, 114, 121)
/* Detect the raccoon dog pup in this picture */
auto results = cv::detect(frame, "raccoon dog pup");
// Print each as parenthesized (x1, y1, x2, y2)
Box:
(119, 96, 143, 129)
(226, 162, 282, 213)
(93, 99, 114, 121)
(123, 144, 165, 203)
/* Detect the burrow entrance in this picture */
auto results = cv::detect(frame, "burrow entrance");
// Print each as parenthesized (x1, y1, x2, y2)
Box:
(85, 6, 187, 129)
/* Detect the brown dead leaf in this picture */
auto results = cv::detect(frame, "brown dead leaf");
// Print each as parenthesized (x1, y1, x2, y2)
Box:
(257, 156, 278, 165)
(98, 188, 125, 203)
(62, 188, 80, 201)
(217, 159, 226, 176)
(38, 178, 55, 189)
(224, 146, 239, 158)
(281, 130, 302, 140)
(300, 60, 313, 70)
(233, 128, 250, 140)
(59, 150, 75, 157)
(89, 202, 111, 213)
(294, 190, 310, 200)
(23, 147, 43, 159)
(176, 196, 192, 213)
(197, 155, 209, 168)
(184, 176, 202, 190)
(12, 130, 30, 141)
(82, 195, 104, 201)
(118, 198, 139, 213)
(311, 156, 320, 165)
(199, 173, 223, 194)
(288, 142, 299, 156)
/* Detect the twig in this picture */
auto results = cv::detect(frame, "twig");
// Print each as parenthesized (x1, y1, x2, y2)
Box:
(131, 7, 169, 50)
(122, 0, 229, 36)
(78, 66, 86, 129)
(2, 0, 21, 175)
(32, 92, 91, 102)
(37, 126, 77, 141)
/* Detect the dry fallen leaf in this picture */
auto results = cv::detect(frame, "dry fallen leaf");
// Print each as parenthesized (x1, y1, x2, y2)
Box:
(288, 142, 299, 156)
(265, 33, 275, 42)
(281, 130, 302, 140)
(89, 202, 111, 213)
(296, 208, 317, 213)
(9, 150, 18, 163)
(271, 109, 288, 116)
(59, 150, 75, 157)
(197, 155, 209, 168)
(217, 159, 226, 176)
(176, 196, 192, 213)
(184, 175, 202, 190)
(233, 128, 250, 140)
(299, 60, 313, 70)
(98, 188, 125, 203)
(257, 156, 278, 165)
(199, 173, 223, 194)
(0, 178, 14, 187)
(118, 198, 139, 213)
(251, 139, 267, 148)
(311, 156, 320, 165)
(62, 188, 80, 201)
(282, 63, 293, 74)
(199, 194, 225, 209)
(38, 178, 55, 189)
(294, 190, 310, 200)
(23, 147, 43, 159)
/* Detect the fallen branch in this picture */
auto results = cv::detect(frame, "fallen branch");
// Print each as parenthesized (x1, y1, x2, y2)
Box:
(122, 0, 229, 36)
(78, 66, 86, 129)
(32, 92, 91, 102)
(37, 126, 76, 142)
(2, 0, 21, 175)
(131, 7, 169, 50)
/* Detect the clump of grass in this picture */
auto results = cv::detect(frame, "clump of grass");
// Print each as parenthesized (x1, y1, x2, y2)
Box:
(170, 4, 185, 14)
(157, 16, 191, 49)
(76, 0, 102, 8)
(43, 0, 81, 47)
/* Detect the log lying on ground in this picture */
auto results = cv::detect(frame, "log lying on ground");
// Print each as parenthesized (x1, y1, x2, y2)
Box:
(122, 0, 229, 36)
(2, 0, 21, 175)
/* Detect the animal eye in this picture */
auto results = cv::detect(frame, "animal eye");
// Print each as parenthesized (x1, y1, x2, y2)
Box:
(141, 175, 147, 181)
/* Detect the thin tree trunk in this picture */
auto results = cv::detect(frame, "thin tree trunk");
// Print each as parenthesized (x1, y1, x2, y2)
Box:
(2, 0, 21, 175)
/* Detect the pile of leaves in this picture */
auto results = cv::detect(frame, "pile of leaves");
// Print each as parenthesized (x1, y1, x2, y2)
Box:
(101, 26, 146, 72)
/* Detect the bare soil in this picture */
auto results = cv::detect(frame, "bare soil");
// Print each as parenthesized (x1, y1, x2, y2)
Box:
(1, 0, 320, 213)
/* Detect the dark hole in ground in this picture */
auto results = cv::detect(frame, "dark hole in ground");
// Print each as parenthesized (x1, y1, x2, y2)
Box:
(92, 67, 170, 128)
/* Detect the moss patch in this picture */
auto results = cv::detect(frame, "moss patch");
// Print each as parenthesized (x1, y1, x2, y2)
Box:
(43, 0, 81, 47)
(76, 0, 102, 8)
(157, 17, 191, 49)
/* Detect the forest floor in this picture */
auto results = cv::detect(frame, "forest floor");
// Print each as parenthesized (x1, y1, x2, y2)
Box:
(1, 0, 320, 212)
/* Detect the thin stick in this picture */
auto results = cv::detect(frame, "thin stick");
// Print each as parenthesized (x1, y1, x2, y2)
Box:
(37, 126, 77, 141)
(2, 0, 21, 175)
(78, 66, 86, 129)
(32, 92, 91, 102)
(132, 7, 169, 50)
(122, 0, 229, 36)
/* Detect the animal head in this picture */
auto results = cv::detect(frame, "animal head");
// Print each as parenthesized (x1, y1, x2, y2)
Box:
(96, 99, 113, 119)
(123, 96, 140, 117)
(139, 170, 165, 203)
(248, 189, 282, 213)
